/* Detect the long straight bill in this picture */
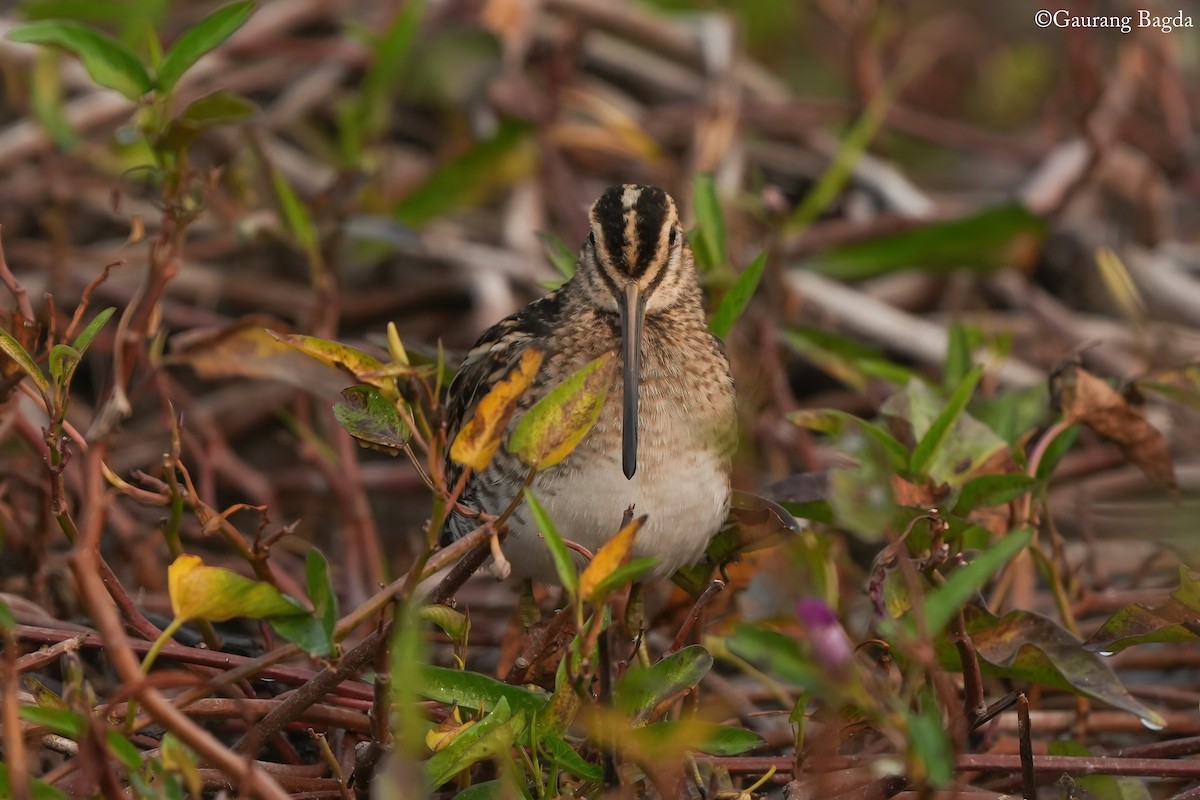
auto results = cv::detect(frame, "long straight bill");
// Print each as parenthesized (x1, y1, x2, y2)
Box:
(620, 282, 645, 479)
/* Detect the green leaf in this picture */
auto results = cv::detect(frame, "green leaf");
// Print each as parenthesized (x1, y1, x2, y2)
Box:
(709, 252, 767, 339)
(48, 344, 80, 385)
(586, 557, 658, 601)
(269, 614, 329, 657)
(0, 599, 13, 631)
(306, 548, 337, 646)
(71, 306, 115, 354)
(1035, 423, 1080, 480)
(907, 695, 954, 787)
(782, 327, 916, 389)
(788, 409, 908, 471)
(393, 120, 533, 226)
(616, 645, 712, 724)
(334, 384, 410, 454)
(168, 554, 305, 623)
(268, 169, 319, 260)
(523, 489, 578, 596)
(910, 365, 983, 479)
(0, 324, 50, 394)
(536, 231, 577, 279)
(943, 323, 976, 391)
(724, 625, 821, 690)
(392, 601, 427, 758)
(425, 697, 527, 789)
(828, 429, 896, 542)
(920, 527, 1032, 636)
(808, 204, 1046, 280)
(106, 730, 145, 771)
(951, 473, 1038, 515)
(180, 90, 257, 126)
(353, 0, 424, 145)
(8, 21, 152, 100)
(691, 173, 726, 273)
(640, 721, 764, 756)
(540, 736, 602, 782)
(419, 604, 470, 644)
(419, 665, 548, 717)
(19, 706, 85, 737)
(509, 352, 615, 471)
(155, 1, 254, 93)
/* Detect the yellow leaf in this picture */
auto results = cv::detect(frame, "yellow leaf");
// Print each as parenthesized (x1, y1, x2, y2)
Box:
(579, 515, 643, 602)
(266, 330, 397, 400)
(450, 347, 544, 471)
(425, 716, 475, 753)
(167, 555, 303, 623)
(509, 352, 615, 471)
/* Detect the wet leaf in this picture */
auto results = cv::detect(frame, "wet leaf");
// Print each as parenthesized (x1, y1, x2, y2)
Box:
(523, 489, 578, 596)
(579, 514, 643, 603)
(510, 351, 615, 471)
(334, 385, 410, 454)
(937, 606, 1166, 728)
(420, 604, 470, 645)
(7, 21, 152, 100)
(616, 644, 713, 724)
(1051, 361, 1176, 491)
(155, 1, 254, 93)
(167, 319, 355, 402)
(167, 554, 304, 623)
(451, 347, 543, 471)
(1084, 566, 1200, 654)
(425, 697, 527, 789)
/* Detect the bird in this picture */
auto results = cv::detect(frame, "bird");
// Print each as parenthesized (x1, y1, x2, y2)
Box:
(441, 184, 736, 582)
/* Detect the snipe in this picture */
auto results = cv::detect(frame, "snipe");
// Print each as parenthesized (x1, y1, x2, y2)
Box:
(442, 184, 736, 581)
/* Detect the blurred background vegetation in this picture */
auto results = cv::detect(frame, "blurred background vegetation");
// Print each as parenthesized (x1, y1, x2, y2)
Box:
(1, 0, 1199, 797)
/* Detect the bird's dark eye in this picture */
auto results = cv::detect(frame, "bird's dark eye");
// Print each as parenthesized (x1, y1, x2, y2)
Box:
(668, 227, 678, 246)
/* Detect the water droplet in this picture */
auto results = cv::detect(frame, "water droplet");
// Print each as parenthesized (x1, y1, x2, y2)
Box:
(1098, 650, 1114, 657)
(1141, 716, 1166, 732)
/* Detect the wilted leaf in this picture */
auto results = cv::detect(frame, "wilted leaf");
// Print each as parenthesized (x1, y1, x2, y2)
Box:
(7, 21, 153, 100)
(267, 330, 396, 396)
(937, 606, 1166, 729)
(167, 319, 359, 401)
(1051, 360, 1177, 491)
(334, 385, 410, 454)
(167, 554, 304, 623)
(451, 347, 543, 471)
(616, 644, 712, 724)
(509, 352, 615, 471)
(1084, 566, 1200, 654)
(155, 1, 254, 93)
(579, 514, 643, 603)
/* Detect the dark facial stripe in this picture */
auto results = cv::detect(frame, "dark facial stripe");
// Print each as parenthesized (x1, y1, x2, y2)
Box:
(592, 187, 628, 276)
(633, 187, 669, 274)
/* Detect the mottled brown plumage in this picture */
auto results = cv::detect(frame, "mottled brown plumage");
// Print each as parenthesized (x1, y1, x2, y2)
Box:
(442, 185, 736, 581)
